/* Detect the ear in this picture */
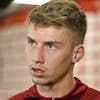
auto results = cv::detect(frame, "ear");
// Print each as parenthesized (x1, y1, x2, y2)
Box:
(72, 44, 84, 63)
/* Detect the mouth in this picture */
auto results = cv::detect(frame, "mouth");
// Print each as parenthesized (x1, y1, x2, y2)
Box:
(31, 67, 45, 77)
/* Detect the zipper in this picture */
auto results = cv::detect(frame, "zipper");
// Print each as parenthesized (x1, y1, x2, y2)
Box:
(51, 98, 55, 100)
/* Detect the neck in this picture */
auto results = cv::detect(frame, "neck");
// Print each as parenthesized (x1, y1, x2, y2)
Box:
(36, 72, 76, 98)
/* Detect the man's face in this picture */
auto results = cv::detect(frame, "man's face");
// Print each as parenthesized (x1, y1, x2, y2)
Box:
(25, 24, 74, 86)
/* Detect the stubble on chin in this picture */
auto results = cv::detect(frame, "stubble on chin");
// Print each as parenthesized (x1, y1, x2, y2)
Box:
(32, 78, 55, 86)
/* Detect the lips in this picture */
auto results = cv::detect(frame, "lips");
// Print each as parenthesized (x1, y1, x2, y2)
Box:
(32, 68, 45, 72)
(31, 67, 45, 77)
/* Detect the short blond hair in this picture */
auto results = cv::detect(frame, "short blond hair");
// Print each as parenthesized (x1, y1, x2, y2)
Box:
(26, 0, 87, 44)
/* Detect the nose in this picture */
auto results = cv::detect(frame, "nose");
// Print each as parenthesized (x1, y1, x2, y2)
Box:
(32, 46, 44, 64)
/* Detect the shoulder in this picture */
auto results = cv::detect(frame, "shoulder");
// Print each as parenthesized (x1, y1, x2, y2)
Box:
(81, 86, 100, 100)
(8, 85, 36, 100)
(74, 78, 100, 100)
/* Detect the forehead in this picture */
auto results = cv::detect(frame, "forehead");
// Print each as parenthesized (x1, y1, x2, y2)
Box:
(28, 23, 73, 35)
(27, 24, 73, 43)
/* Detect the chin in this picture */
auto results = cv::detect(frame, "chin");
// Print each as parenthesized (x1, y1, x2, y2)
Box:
(32, 78, 53, 86)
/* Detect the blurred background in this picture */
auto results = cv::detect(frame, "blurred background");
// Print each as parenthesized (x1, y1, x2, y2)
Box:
(0, 0, 100, 100)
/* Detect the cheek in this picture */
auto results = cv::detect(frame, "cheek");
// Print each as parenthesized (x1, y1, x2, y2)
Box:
(49, 50, 72, 64)
(52, 55, 72, 77)
(47, 51, 73, 71)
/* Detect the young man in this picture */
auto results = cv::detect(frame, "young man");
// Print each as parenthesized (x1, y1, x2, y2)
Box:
(9, 0, 100, 100)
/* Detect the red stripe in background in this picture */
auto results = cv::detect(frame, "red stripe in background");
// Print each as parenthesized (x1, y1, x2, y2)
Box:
(0, 9, 31, 28)
(77, 0, 98, 12)
(77, 0, 96, 12)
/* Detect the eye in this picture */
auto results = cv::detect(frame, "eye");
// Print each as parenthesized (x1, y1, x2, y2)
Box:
(47, 43, 57, 49)
(27, 40, 36, 47)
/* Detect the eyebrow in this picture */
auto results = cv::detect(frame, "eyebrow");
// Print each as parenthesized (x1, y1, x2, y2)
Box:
(26, 36, 63, 45)
(27, 36, 35, 42)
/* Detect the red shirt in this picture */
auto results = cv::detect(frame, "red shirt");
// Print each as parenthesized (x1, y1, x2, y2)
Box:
(9, 78, 100, 100)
